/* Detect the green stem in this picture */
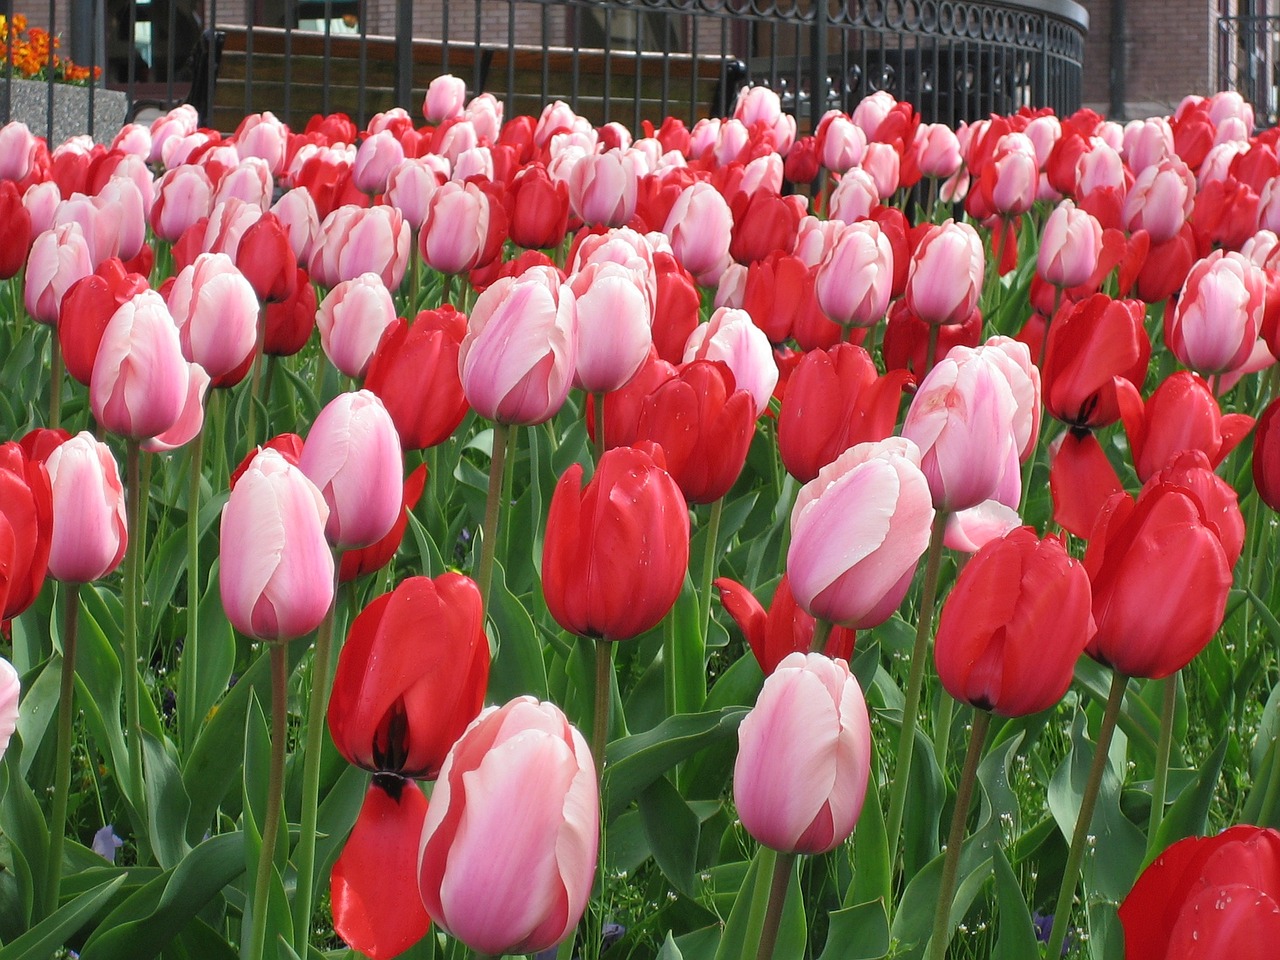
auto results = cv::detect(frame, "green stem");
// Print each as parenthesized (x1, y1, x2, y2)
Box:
(928, 708, 991, 960)
(43, 582, 81, 919)
(663, 610, 678, 719)
(1147, 674, 1178, 851)
(49, 328, 62, 430)
(248, 644, 290, 960)
(934, 693, 954, 774)
(292, 567, 341, 954)
(262, 355, 278, 410)
(593, 391, 606, 462)
(810, 618, 833, 655)
(697, 497, 725, 655)
(122, 439, 147, 852)
(1046, 671, 1128, 959)
(885, 511, 949, 874)
(409, 228, 420, 313)
(181, 425, 205, 750)
(924, 323, 941, 377)
(475, 421, 511, 609)
(755, 850, 797, 960)
(440, 271, 454, 308)
(592, 638, 613, 779)
(245, 304, 268, 453)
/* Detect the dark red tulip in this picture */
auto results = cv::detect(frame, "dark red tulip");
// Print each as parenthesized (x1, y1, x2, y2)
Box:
(783, 135, 820, 185)
(716, 574, 854, 675)
(1192, 176, 1260, 252)
(58, 258, 150, 386)
(633, 360, 756, 504)
(882, 299, 982, 377)
(1041, 294, 1149, 429)
(1120, 826, 1280, 960)
(1119, 371, 1254, 482)
(263, 267, 318, 357)
(652, 252, 700, 364)
(19, 428, 71, 465)
(778, 343, 909, 483)
(935, 527, 1093, 716)
(1084, 479, 1233, 679)
(1135, 223, 1199, 304)
(1171, 102, 1215, 171)
(0, 181, 32, 280)
(339, 464, 428, 583)
(506, 162, 570, 251)
(587, 349, 676, 450)
(0, 442, 53, 619)
(330, 779, 432, 960)
(1049, 430, 1124, 539)
(741, 252, 815, 345)
(364, 306, 469, 452)
(236, 212, 297, 303)
(729, 190, 802, 266)
(1254, 397, 1280, 513)
(542, 443, 689, 641)
(1149, 450, 1245, 567)
(229, 433, 305, 489)
(328, 573, 489, 779)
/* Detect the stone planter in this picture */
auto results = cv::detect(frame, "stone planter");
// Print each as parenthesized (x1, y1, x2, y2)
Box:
(5, 78, 128, 146)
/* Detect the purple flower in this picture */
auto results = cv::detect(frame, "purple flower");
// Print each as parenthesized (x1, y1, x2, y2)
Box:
(92, 824, 123, 863)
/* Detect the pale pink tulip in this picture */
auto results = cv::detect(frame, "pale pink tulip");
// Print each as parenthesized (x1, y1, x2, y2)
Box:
(827, 167, 879, 224)
(861, 142, 901, 200)
(148, 104, 199, 165)
(1123, 157, 1195, 244)
(24, 223, 93, 325)
(818, 112, 867, 173)
(851, 91, 896, 140)
(384, 158, 441, 231)
(1038, 200, 1104, 289)
(567, 150, 639, 227)
(1168, 251, 1266, 376)
(45, 432, 128, 583)
(904, 220, 985, 326)
(271, 187, 322, 264)
(91, 290, 191, 440)
(663, 182, 733, 285)
(151, 165, 215, 242)
(419, 180, 502, 276)
(569, 261, 653, 393)
(311, 204, 410, 290)
(167, 253, 260, 378)
(464, 93, 504, 143)
(353, 130, 406, 195)
(316, 273, 399, 380)
(23, 181, 61, 237)
(202, 197, 263, 260)
(423, 74, 468, 124)
(142, 363, 212, 453)
(1122, 117, 1174, 174)
(814, 220, 894, 328)
(0, 658, 17, 761)
(234, 111, 289, 176)
(0, 121, 39, 182)
(683, 306, 778, 418)
(914, 123, 963, 179)
(214, 157, 273, 211)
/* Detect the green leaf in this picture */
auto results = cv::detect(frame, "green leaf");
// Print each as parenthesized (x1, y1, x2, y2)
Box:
(0, 748, 45, 926)
(14, 657, 58, 779)
(603, 708, 747, 821)
(712, 847, 805, 960)
(1150, 736, 1228, 863)
(182, 558, 238, 749)
(486, 556, 548, 702)
(993, 845, 1039, 960)
(79, 833, 246, 960)
(142, 730, 193, 870)
(891, 823, 998, 959)
(669, 572, 707, 716)
(657, 931, 685, 960)
(639, 774, 700, 897)
(0, 875, 125, 960)
(847, 756, 890, 908)
(817, 899, 889, 960)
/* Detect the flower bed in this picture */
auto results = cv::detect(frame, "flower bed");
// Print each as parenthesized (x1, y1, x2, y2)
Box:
(0, 73, 1277, 960)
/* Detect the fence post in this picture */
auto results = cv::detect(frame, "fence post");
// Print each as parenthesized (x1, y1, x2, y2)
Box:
(396, 2, 414, 110)
(811, 0, 829, 133)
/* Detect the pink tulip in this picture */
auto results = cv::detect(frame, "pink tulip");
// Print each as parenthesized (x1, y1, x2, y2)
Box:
(567, 150, 640, 227)
(904, 220, 985, 326)
(451, 146, 494, 183)
(45, 432, 128, 583)
(818, 112, 867, 173)
(1038, 200, 1104, 289)
(24, 181, 61, 237)
(814, 220, 894, 328)
(423, 74, 468, 124)
(1123, 157, 1195, 244)
(167, 253, 259, 378)
(861, 142, 901, 199)
(201, 197, 263, 260)
(384, 158, 441, 231)
(901, 345, 1021, 512)
(827, 167, 879, 225)
(418, 697, 598, 957)
(663, 182, 733, 285)
(0, 657, 17, 761)
(219, 447, 335, 641)
(978, 336, 1042, 461)
(851, 91, 896, 140)
(0, 121, 38, 182)
(734, 652, 871, 854)
(419, 180, 504, 276)
(148, 104, 199, 165)
(1122, 117, 1174, 173)
(568, 261, 653, 393)
(142, 363, 211, 454)
(213, 157, 274, 211)
(91, 290, 191, 440)
(914, 123, 963, 179)
(299, 390, 403, 550)
(25, 223, 94, 325)
(988, 133, 1039, 216)
(271, 187, 322, 265)
(787, 437, 935, 628)
(683, 307, 778, 418)
(353, 130, 406, 195)
(316, 273, 399, 380)
(151, 166, 215, 242)
(311, 204, 410, 290)
(459, 266, 577, 424)
(1167, 251, 1266, 376)
(234, 111, 288, 176)
(465, 92, 504, 143)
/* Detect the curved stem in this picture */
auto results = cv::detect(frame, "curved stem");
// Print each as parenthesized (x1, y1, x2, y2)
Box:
(809, 618, 833, 655)
(181, 425, 205, 751)
(248, 644, 290, 960)
(928, 708, 991, 960)
(885, 511, 949, 875)
(440, 271, 454, 309)
(292, 566, 340, 955)
(1046, 671, 1128, 959)
(755, 850, 797, 960)
(1147, 674, 1178, 851)
(934, 694, 954, 774)
(475, 421, 511, 610)
(49, 328, 63, 430)
(592, 638, 613, 780)
(697, 497, 725, 650)
(43, 582, 82, 919)
(122, 439, 148, 854)
(924, 323, 941, 377)
(245, 304, 268, 453)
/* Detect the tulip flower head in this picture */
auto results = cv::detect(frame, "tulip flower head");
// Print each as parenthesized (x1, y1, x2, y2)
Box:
(45, 432, 128, 584)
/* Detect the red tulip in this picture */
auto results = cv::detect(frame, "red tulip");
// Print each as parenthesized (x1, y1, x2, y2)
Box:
(1119, 371, 1254, 482)
(633, 360, 755, 504)
(0, 443, 53, 618)
(506, 162, 570, 250)
(729, 189, 802, 265)
(263, 268, 318, 357)
(1048, 430, 1125, 539)
(58, 258, 150, 387)
(1254, 397, 1280, 513)
(1042, 294, 1150, 429)
(329, 572, 489, 778)
(0, 181, 32, 280)
(715, 575, 855, 675)
(236, 212, 297, 303)
(777, 343, 908, 483)
(1119, 826, 1280, 960)
(935, 527, 1094, 716)
(542, 444, 689, 641)
(652, 251, 700, 363)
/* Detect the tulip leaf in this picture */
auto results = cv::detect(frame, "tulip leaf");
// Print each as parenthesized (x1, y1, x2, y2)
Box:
(142, 489, 226, 646)
(485, 556, 549, 702)
(1150, 735, 1228, 864)
(14, 655, 57, 779)
(1073, 659, 1159, 761)
(657, 931, 685, 960)
(976, 731, 1025, 836)
(847, 748, 891, 908)
(890, 822, 998, 959)
(183, 559, 238, 750)
(817, 898, 889, 960)
(0, 874, 125, 960)
(239, 690, 294, 958)
(142, 730, 192, 871)
(712, 846, 805, 960)
(639, 774, 700, 897)
(1085, 899, 1124, 960)
(603, 707, 747, 821)
(992, 845, 1039, 960)
(670, 573, 708, 716)
(78, 832, 245, 960)
(902, 726, 946, 879)
(311, 762, 368, 892)
(0, 749, 43, 932)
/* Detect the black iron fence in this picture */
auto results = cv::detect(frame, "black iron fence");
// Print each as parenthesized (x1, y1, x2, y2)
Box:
(2, 0, 1087, 144)
(1218, 13, 1280, 129)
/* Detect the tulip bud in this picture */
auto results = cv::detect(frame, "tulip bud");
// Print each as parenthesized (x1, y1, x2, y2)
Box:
(167, 253, 260, 378)
(316, 273, 399, 380)
(423, 74, 468, 124)
(219, 448, 335, 641)
(663, 181, 733, 285)
(25, 223, 94, 325)
(682, 307, 779, 418)
(814, 220, 895, 328)
(310, 205, 411, 291)
(904, 220, 984, 326)
(1167, 251, 1266, 376)
(418, 697, 598, 957)
(45, 432, 128, 583)
(569, 261, 654, 393)
(419, 179, 507, 276)
(1038, 200, 1104, 288)
(0, 442, 53, 618)
(734, 652, 871, 854)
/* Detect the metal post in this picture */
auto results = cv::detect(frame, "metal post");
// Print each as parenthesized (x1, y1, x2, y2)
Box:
(396, 0, 413, 110)
(810, 0, 828, 134)
(1109, 0, 1126, 120)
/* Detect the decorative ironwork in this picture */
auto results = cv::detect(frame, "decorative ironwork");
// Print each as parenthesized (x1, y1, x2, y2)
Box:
(1218, 14, 1280, 128)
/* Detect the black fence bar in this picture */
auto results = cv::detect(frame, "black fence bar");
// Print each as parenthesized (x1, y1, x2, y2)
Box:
(0, 0, 1087, 143)
(1218, 14, 1280, 129)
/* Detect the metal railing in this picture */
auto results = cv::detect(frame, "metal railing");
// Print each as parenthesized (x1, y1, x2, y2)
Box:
(2, 0, 1088, 143)
(1218, 13, 1280, 128)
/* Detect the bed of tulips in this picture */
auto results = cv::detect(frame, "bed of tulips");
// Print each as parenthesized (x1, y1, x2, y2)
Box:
(4, 71, 1280, 960)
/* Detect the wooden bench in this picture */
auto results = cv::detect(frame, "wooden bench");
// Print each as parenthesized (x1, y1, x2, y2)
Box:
(210, 25, 746, 134)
